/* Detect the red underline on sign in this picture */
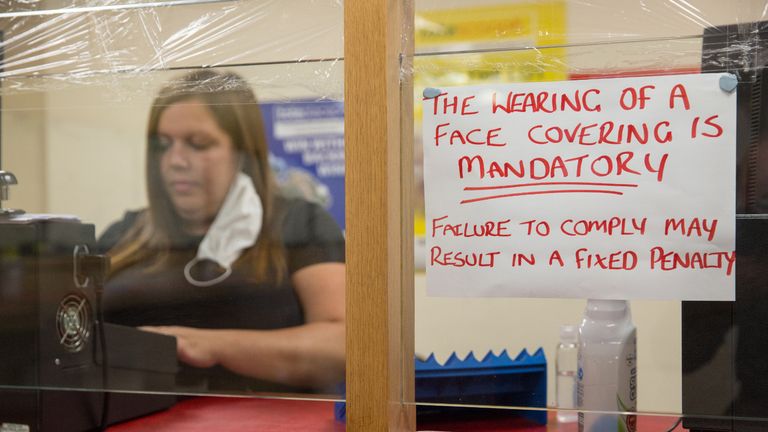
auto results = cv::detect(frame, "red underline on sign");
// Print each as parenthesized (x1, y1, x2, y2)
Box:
(460, 189, 625, 204)
(463, 181, 639, 191)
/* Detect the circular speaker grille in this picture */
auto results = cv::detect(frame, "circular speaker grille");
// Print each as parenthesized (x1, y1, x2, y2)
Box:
(56, 293, 92, 353)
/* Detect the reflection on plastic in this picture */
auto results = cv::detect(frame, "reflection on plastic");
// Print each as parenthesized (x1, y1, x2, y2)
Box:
(0, 0, 343, 94)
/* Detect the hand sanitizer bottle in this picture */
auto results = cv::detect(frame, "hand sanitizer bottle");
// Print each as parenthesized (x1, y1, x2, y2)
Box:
(556, 324, 578, 423)
(577, 300, 637, 432)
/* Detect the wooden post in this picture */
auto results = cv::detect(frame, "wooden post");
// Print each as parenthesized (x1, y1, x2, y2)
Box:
(345, 0, 415, 430)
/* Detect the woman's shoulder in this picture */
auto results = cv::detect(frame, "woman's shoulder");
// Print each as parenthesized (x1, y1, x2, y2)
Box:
(277, 197, 345, 272)
(97, 209, 146, 253)
(277, 197, 343, 245)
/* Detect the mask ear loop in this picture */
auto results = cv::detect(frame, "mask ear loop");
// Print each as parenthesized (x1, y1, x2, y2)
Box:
(238, 152, 248, 174)
(184, 257, 233, 287)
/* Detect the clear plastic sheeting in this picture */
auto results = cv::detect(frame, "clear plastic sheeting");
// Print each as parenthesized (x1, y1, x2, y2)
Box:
(409, 1, 768, 86)
(0, 0, 346, 409)
(414, 1, 767, 50)
(0, 0, 342, 95)
(410, 0, 768, 427)
(0, 0, 234, 14)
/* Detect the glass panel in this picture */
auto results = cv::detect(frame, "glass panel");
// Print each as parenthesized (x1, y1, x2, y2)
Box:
(0, 0, 346, 429)
(410, 0, 768, 430)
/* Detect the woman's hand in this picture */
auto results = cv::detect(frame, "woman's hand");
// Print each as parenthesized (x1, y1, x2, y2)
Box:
(138, 262, 345, 389)
(140, 325, 219, 369)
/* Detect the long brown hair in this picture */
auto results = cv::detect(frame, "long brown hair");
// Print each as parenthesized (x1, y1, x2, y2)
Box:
(108, 70, 285, 282)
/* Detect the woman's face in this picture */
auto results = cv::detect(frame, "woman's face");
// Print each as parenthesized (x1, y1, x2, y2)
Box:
(156, 99, 238, 234)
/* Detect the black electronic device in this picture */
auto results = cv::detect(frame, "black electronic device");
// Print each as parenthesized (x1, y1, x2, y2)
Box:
(0, 215, 179, 431)
(0, 27, 178, 432)
(682, 21, 768, 432)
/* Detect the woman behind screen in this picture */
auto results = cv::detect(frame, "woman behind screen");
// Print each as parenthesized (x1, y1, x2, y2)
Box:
(97, 70, 345, 393)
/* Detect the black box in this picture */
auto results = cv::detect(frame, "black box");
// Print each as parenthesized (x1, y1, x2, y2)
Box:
(0, 217, 178, 431)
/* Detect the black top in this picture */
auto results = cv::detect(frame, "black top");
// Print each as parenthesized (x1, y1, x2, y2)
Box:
(96, 197, 345, 394)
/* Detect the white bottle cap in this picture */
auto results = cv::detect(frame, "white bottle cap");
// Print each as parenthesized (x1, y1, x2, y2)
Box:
(585, 299, 629, 320)
(560, 324, 578, 343)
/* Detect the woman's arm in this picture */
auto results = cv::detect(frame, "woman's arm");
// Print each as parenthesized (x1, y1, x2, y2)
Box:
(142, 262, 345, 390)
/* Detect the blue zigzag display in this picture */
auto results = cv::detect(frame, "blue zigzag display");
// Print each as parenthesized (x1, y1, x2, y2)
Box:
(416, 348, 546, 375)
(335, 348, 547, 425)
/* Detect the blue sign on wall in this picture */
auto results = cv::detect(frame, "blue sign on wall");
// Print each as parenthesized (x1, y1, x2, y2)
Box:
(261, 100, 345, 231)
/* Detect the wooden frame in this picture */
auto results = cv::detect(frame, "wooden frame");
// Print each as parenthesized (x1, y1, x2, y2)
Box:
(345, 0, 415, 430)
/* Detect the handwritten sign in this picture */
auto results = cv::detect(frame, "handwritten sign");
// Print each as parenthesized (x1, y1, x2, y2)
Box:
(422, 74, 736, 300)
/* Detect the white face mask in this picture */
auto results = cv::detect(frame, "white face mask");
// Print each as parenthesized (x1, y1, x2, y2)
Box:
(183, 172, 263, 287)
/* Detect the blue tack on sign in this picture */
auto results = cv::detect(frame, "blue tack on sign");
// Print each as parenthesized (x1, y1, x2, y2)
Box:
(423, 87, 442, 99)
(719, 74, 738, 93)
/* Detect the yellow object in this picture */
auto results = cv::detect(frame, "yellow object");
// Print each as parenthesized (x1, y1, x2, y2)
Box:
(413, 2, 567, 238)
(416, 2, 565, 47)
(414, 1, 567, 93)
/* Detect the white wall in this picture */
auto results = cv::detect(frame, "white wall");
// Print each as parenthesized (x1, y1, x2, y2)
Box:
(2, 91, 46, 213)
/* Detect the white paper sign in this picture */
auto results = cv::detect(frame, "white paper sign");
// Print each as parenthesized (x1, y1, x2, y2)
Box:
(422, 73, 736, 300)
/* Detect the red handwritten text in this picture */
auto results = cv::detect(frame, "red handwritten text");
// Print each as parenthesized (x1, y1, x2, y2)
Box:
(434, 123, 506, 147)
(560, 217, 647, 236)
(527, 121, 672, 145)
(458, 152, 668, 182)
(575, 248, 639, 270)
(664, 218, 718, 241)
(431, 215, 512, 238)
(649, 247, 735, 276)
(491, 89, 602, 114)
(430, 246, 500, 268)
